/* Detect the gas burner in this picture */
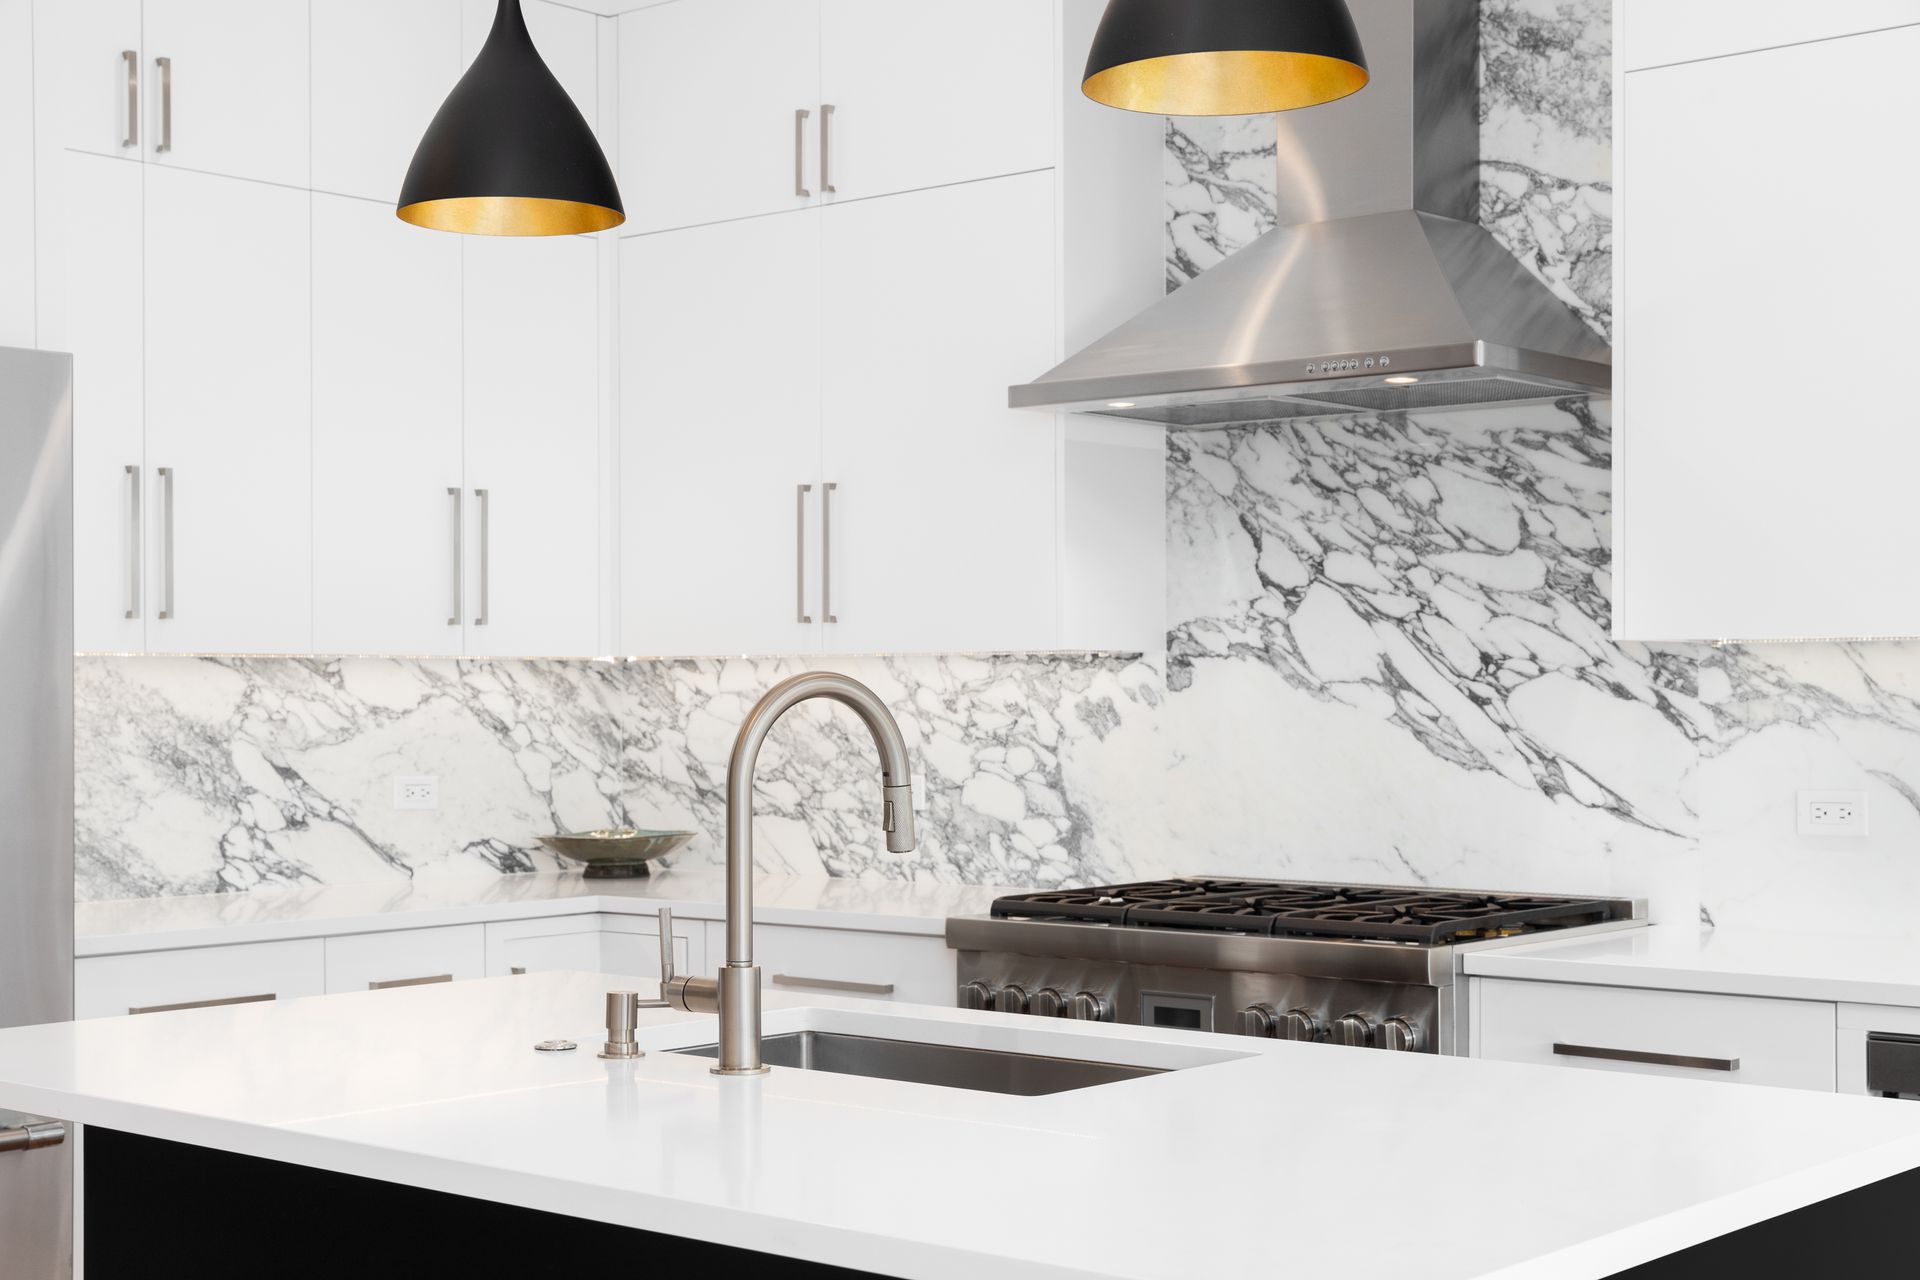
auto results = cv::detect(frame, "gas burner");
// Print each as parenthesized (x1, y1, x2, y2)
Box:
(991, 879, 1634, 946)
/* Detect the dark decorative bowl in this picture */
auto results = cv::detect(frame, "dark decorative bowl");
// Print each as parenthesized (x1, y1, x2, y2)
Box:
(536, 829, 696, 878)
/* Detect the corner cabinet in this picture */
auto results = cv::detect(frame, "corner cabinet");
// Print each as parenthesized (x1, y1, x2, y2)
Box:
(617, 0, 1166, 656)
(1613, 2, 1920, 641)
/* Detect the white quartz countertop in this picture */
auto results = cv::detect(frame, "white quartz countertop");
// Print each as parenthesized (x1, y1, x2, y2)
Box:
(1464, 923, 1920, 1007)
(4, 973, 1920, 1279)
(74, 871, 1012, 956)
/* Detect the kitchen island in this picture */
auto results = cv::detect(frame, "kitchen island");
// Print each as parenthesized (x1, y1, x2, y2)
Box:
(2, 972, 1917, 1279)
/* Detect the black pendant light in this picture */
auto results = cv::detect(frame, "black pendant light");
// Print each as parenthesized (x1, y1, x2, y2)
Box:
(397, 0, 623, 235)
(1082, 0, 1369, 116)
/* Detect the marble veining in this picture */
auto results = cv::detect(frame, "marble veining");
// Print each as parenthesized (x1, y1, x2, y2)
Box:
(75, 654, 1158, 902)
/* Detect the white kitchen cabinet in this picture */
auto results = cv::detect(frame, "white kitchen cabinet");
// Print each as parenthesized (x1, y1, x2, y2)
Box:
(1472, 977, 1837, 1092)
(75, 939, 326, 1019)
(312, 0, 463, 203)
(619, 210, 824, 656)
(463, 234, 603, 657)
(1613, 11, 1920, 640)
(0, 0, 35, 348)
(732, 923, 957, 1006)
(141, 0, 309, 188)
(462, 0, 599, 135)
(43, 0, 144, 161)
(617, 0, 821, 235)
(311, 193, 466, 656)
(602, 912, 709, 980)
(484, 915, 605, 976)
(821, 172, 1059, 652)
(323, 925, 487, 994)
(64, 154, 148, 654)
(142, 166, 311, 654)
(816, 0, 1054, 204)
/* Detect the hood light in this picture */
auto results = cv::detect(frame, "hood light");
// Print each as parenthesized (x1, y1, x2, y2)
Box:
(1383, 375, 1420, 385)
(1106, 401, 1137, 409)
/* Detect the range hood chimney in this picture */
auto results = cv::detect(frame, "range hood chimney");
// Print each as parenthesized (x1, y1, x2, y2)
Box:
(1012, 0, 1609, 428)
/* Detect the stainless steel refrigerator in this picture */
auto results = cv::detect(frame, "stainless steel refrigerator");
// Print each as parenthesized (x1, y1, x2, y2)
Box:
(0, 346, 75, 1278)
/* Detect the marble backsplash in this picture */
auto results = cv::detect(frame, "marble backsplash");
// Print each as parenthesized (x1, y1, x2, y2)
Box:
(76, 0, 1920, 934)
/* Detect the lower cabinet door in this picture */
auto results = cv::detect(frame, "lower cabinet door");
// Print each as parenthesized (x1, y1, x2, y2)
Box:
(483, 915, 604, 977)
(1472, 977, 1837, 1091)
(75, 939, 327, 1019)
(736, 923, 956, 1006)
(322, 925, 486, 994)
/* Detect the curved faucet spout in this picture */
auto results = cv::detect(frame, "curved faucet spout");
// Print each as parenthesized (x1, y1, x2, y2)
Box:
(700, 671, 916, 1075)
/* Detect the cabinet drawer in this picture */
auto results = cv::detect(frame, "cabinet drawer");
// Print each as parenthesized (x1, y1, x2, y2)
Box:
(738, 924, 955, 1006)
(484, 915, 603, 977)
(76, 939, 326, 1019)
(1474, 978, 1836, 1091)
(323, 925, 485, 994)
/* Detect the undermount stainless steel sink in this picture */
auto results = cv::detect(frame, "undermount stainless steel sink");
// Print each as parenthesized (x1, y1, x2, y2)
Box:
(673, 1030, 1165, 1096)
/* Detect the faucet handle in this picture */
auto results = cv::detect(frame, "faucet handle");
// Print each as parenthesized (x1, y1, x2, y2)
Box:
(656, 907, 676, 987)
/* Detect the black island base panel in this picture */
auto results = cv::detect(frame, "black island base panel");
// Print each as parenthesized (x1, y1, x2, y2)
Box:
(84, 1128, 888, 1279)
(83, 1127, 1920, 1278)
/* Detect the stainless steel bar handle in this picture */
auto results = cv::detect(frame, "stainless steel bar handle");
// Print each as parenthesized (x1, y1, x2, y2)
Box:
(820, 103, 836, 194)
(795, 483, 813, 623)
(657, 907, 675, 985)
(122, 50, 138, 148)
(124, 465, 141, 619)
(1552, 1043, 1740, 1072)
(156, 466, 174, 620)
(793, 108, 811, 198)
(0, 1120, 66, 1154)
(771, 974, 893, 996)
(446, 486, 463, 627)
(821, 481, 837, 623)
(154, 56, 172, 153)
(472, 487, 490, 626)
(130, 992, 274, 1015)
(368, 974, 453, 991)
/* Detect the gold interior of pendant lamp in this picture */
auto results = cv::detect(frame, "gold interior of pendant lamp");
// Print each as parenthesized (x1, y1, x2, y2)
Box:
(1084, 49, 1369, 115)
(396, 195, 625, 236)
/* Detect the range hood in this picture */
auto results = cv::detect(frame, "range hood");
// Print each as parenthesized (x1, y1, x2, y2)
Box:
(1012, 0, 1610, 428)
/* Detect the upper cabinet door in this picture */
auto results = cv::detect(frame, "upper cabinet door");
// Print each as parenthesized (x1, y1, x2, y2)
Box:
(820, 171, 1060, 653)
(142, 0, 309, 188)
(44, 0, 144, 161)
(462, 234, 601, 658)
(619, 210, 824, 657)
(313, 0, 462, 203)
(618, 0, 821, 235)
(64, 153, 148, 655)
(1615, 22, 1920, 640)
(817, 0, 1054, 204)
(311, 194, 464, 656)
(142, 167, 311, 654)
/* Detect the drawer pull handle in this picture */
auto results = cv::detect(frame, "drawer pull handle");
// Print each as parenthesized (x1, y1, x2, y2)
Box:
(1552, 1043, 1739, 1072)
(130, 992, 275, 1016)
(770, 974, 894, 996)
(0, 1119, 65, 1154)
(510, 966, 528, 976)
(368, 974, 454, 991)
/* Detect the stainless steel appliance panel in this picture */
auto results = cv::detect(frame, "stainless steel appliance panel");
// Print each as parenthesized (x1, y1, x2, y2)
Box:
(0, 346, 76, 1280)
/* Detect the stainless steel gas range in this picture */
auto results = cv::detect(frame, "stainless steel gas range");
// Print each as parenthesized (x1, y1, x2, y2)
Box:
(945, 879, 1646, 1056)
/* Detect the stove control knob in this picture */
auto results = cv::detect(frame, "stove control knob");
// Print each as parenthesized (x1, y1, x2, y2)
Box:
(1380, 1017, 1425, 1053)
(1331, 1013, 1376, 1049)
(995, 984, 1030, 1015)
(1237, 1004, 1279, 1038)
(1069, 991, 1112, 1022)
(959, 981, 995, 1011)
(1279, 1008, 1325, 1042)
(1032, 987, 1070, 1018)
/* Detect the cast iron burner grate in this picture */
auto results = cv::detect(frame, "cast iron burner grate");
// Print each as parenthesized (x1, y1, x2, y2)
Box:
(991, 879, 1633, 946)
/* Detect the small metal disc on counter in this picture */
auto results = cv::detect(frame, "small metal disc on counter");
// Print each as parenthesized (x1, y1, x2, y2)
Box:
(532, 1039, 577, 1054)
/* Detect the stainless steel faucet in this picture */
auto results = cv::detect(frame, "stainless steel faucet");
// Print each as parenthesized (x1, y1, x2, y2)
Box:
(662, 672, 916, 1074)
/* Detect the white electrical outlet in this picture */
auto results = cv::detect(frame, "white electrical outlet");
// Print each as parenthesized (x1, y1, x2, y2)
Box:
(394, 775, 439, 811)
(1797, 789, 1867, 837)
